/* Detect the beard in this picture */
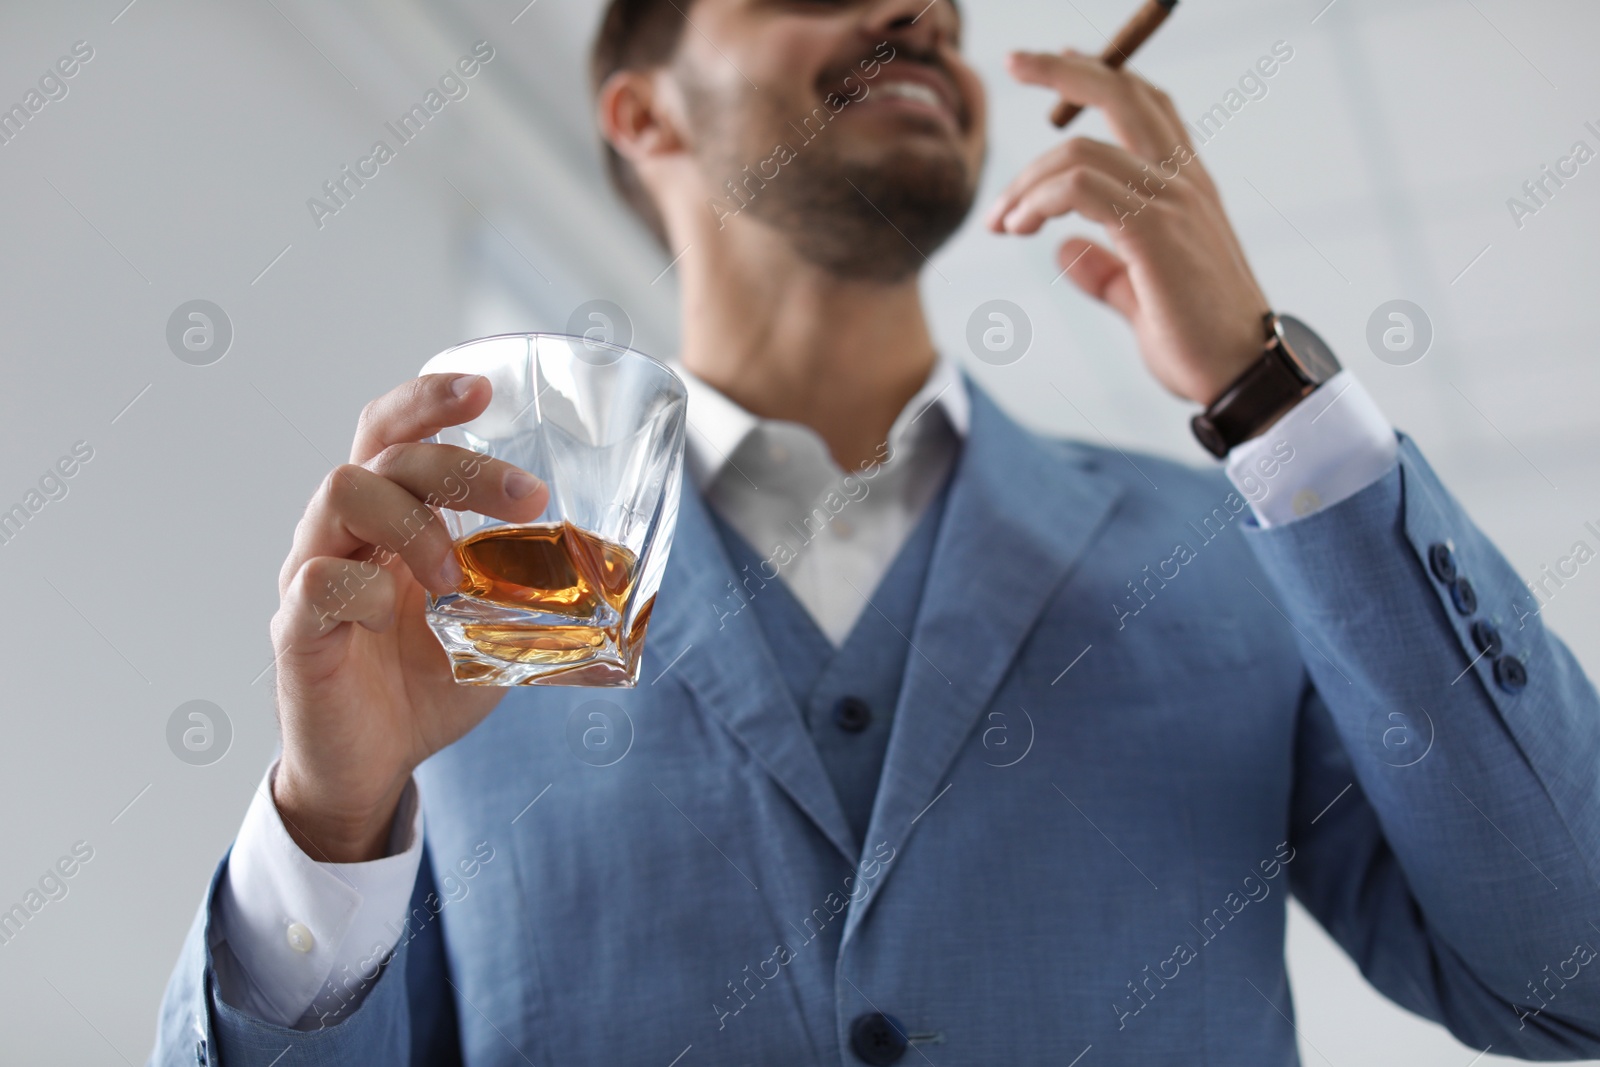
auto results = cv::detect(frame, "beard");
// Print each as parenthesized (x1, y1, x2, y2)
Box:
(684, 52, 978, 282)
(756, 140, 974, 282)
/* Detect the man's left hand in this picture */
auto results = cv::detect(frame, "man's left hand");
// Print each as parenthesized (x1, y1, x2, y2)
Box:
(985, 50, 1269, 407)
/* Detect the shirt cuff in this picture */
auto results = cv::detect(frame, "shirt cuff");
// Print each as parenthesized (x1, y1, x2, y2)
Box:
(212, 759, 424, 1030)
(1224, 371, 1398, 528)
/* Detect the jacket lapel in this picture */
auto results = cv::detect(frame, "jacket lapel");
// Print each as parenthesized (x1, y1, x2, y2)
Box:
(645, 475, 860, 863)
(844, 380, 1125, 940)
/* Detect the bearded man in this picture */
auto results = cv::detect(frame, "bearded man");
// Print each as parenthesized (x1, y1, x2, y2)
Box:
(152, 2, 1600, 1064)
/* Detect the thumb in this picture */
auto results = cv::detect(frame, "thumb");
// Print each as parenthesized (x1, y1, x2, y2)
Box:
(1057, 238, 1138, 321)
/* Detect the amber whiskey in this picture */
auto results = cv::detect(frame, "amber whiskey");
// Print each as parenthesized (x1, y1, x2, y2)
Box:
(446, 522, 653, 683)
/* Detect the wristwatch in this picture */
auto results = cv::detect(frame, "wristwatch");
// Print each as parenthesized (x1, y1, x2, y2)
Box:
(1190, 312, 1342, 458)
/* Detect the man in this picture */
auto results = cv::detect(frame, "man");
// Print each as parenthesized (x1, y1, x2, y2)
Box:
(152, 0, 1600, 1063)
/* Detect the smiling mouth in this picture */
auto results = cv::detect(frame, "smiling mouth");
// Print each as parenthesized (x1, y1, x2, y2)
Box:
(859, 78, 960, 130)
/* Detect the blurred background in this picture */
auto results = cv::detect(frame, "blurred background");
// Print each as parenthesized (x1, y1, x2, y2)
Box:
(2, 0, 1597, 1062)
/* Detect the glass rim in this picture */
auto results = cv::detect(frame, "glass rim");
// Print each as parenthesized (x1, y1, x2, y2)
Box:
(429, 331, 683, 390)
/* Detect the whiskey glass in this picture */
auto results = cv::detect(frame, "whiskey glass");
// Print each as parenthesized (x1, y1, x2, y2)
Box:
(419, 333, 687, 687)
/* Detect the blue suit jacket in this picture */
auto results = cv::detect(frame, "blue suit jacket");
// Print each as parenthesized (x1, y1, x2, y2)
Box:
(152, 381, 1600, 1065)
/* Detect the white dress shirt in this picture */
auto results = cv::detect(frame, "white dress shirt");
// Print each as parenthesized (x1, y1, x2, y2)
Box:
(212, 358, 1397, 1028)
(678, 353, 968, 644)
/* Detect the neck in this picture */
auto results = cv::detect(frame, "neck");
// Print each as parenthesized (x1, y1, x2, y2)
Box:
(673, 216, 938, 470)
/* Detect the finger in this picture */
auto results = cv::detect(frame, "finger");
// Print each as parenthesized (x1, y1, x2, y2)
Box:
(366, 442, 549, 524)
(998, 165, 1139, 236)
(351, 373, 490, 465)
(1006, 51, 1186, 161)
(988, 137, 1164, 233)
(1056, 238, 1138, 320)
(280, 463, 461, 598)
(276, 555, 401, 647)
(1143, 86, 1216, 198)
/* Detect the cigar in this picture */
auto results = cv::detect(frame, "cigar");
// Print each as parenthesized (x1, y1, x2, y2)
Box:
(1050, 0, 1178, 128)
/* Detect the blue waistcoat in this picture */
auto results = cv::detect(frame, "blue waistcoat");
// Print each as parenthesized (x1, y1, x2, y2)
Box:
(706, 471, 954, 846)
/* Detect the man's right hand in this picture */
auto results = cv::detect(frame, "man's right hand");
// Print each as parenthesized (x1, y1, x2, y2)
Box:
(269, 373, 549, 863)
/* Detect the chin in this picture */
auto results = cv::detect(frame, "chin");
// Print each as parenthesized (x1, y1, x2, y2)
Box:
(849, 147, 975, 219)
(778, 150, 976, 282)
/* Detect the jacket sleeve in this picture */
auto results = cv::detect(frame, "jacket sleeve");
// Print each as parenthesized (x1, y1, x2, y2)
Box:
(148, 843, 462, 1066)
(1249, 434, 1600, 1058)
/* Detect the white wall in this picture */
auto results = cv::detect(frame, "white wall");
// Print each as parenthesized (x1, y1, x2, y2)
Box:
(0, 0, 1594, 1062)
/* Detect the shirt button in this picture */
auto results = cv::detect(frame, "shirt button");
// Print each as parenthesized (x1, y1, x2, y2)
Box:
(833, 696, 872, 733)
(194, 1038, 207, 1065)
(1291, 488, 1322, 517)
(1428, 542, 1457, 583)
(286, 922, 315, 954)
(849, 1011, 908, 1065)
(832, 518, 854, 538)
(1450, 576, 1478, 616)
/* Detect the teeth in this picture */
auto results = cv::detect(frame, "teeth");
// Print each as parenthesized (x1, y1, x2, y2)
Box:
(879, 81, 943, 111)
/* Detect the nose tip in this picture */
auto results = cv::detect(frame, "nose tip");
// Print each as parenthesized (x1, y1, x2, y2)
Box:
(871, 0, 953, 45)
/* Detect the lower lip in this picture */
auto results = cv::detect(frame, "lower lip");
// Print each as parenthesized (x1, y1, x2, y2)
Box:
(855, 92, 957, 130)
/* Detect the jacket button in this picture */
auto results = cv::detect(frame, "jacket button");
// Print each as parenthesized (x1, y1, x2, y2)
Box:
(834, 696, 872, 733)
(1450, 577, 1477, 616)
(1471, 619, 1503, 659)
(1494, 654, 1528, 693)
(1428, 542, 1457, 583)
(850, 1011, 908, 1065)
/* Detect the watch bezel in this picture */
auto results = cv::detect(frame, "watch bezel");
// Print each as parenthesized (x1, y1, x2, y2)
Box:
(1272, 314, 1341, 387)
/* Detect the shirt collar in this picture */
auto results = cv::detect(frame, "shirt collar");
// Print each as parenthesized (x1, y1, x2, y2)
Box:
(669, 353, 970, 491)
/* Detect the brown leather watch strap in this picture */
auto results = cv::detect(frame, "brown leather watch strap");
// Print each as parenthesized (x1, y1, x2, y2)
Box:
(1190, 315, 1318, 458)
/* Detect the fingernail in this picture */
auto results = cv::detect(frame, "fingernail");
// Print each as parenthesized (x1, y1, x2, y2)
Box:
(504, 469, 542, 500)
(440, 553, 463, 588)
(451, 374, 481, 398)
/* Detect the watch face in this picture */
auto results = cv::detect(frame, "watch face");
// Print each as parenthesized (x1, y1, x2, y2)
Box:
(1275, 315, 1342, 384)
